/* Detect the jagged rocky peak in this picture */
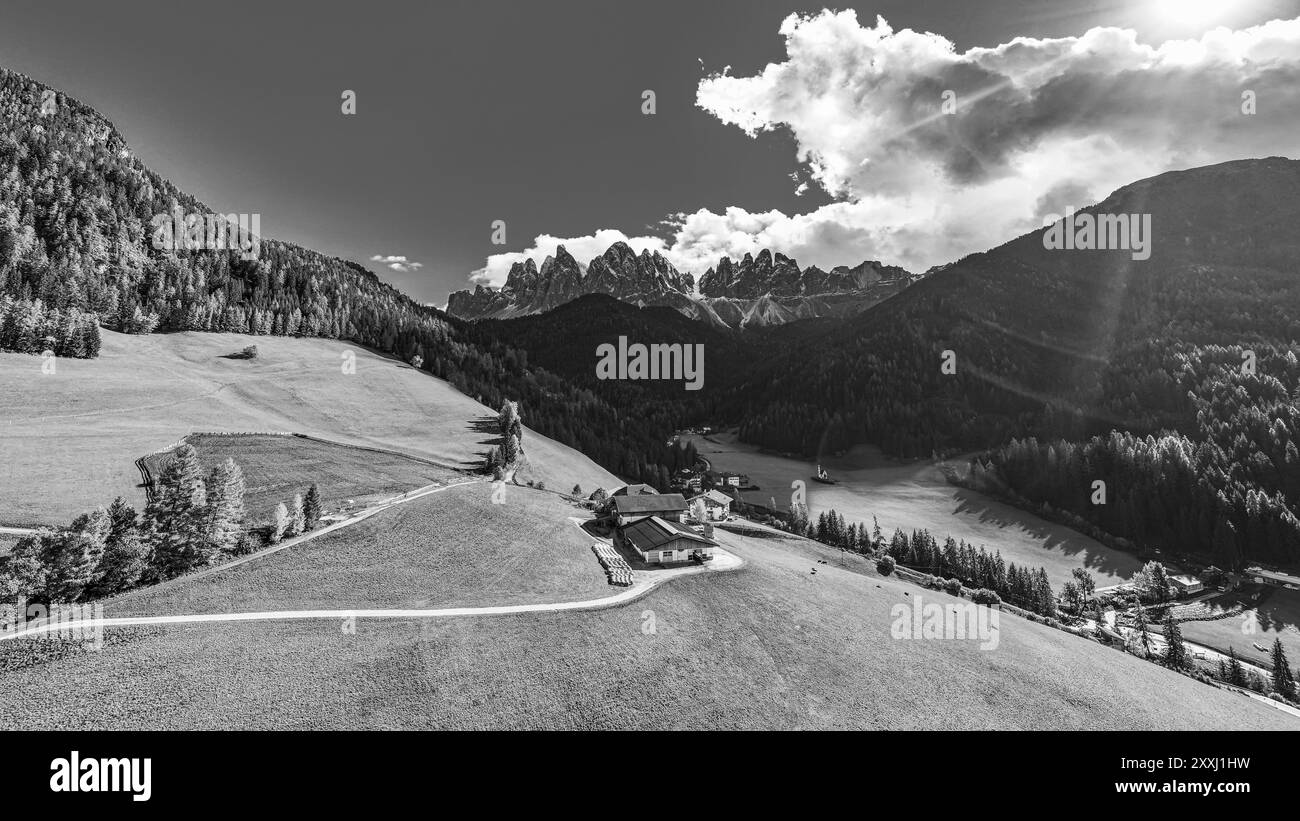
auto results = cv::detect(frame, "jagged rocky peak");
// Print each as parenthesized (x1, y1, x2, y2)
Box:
(445, 240, 918, 327)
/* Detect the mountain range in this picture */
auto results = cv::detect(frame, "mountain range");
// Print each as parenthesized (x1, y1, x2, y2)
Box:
(446, 243, 919, 328)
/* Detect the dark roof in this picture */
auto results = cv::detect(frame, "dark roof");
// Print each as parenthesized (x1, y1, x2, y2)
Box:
(618, 516, 719, 553)
(611, 493, 688, 515)
(612, 483, 659, 497)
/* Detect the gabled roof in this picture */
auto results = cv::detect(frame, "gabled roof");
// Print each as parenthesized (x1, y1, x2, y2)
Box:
(611, 493, 688, 516)
(689, 490, 733, 506)
(618, 516, 719, 553)
(612, 483, 659, 497)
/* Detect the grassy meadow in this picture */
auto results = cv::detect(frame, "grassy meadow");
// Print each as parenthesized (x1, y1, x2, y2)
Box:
(0, 330, 620, 526)
(0, 525, 1286, 730)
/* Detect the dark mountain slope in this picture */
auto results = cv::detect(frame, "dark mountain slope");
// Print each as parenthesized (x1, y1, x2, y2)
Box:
(732, 157, 1300, 567)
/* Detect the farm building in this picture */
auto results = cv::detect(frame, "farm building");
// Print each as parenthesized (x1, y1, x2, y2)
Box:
(1245, 567, 1300, 589)
(606, 493, 689, 526)
(1169, 575, 1204, 596)
(688, 489, 732, 521)
(615, 515, 720, 565)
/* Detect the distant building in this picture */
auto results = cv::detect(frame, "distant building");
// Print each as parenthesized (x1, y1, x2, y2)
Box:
(1245, 567, 1300, 589)
(616, 515, 719, 565)
(688, 489, 732, 521)
(607, 493, 689, 526)
(1170, 575, 1204, 596)
(612, 483, 659, 497)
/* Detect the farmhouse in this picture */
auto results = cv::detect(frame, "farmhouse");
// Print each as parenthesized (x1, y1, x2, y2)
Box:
(615, 515, 719, 565)
(1169, 575, 1204, 596)
(1245, 567, 1300, 589)
(606, 493, 689, 526)
(688, 489, 732, 521)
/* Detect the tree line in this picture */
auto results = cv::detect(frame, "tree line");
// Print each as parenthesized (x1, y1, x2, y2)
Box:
(0, 444, 323, 606)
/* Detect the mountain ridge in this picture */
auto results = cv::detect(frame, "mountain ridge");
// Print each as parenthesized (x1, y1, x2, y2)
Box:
(447, 241, 920, 328)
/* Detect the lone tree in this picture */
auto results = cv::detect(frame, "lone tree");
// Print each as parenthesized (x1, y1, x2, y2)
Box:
(498, 400, 523, 446)
(304, 484, 322, 530)
(1271, 638, 1297, 700)
(1162, 615, 1187, 669)
(876, 555, 896, 577)
(1071, 568, 1096, 616)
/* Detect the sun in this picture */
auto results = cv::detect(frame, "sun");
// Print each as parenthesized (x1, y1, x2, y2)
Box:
(1152, 0, 1236, 25)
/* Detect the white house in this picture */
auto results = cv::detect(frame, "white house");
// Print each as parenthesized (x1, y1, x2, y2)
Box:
(1169, 575, 1204, 596)
(688, 489, 732, 521)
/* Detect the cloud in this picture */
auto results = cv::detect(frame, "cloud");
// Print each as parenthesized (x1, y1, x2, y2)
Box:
(371, 254, 424, 273)
(468, 12, 1300, 285)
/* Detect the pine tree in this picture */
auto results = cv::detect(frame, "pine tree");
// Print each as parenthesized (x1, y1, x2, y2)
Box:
(1134, 604, 1152, 654)
(303, 484, 322, 530)
(1227, 647, 1247, 686)
(1163, 615, 1187, 669)
(145, 443, 208, 578)
(1270, 638, 1296, 700)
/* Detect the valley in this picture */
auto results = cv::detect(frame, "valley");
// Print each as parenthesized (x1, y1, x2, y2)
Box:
(681, 431, 1144, 589)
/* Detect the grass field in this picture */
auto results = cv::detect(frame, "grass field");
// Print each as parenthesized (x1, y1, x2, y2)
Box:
(106, 483, 610, 616)
(683, 431, 1143, 589)
(137, 433, 454, 523)
(1180, 586, 1300, 666)
(0, 525, 1286, 730)
(0, 330, 619, 526)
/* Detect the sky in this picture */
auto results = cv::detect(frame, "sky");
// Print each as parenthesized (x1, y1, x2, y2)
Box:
(1, 0, 1298, 307)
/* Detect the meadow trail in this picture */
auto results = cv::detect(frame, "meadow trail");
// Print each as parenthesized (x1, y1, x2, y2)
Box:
(0, 543, 744, 639)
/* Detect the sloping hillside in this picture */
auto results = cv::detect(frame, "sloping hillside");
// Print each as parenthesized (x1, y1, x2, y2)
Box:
(0, 528, 1286, 730)
(0, 330, 618, 525)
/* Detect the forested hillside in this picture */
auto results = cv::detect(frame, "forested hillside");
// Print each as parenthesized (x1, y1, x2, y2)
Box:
(730, 158, 1300, 568)
(0, 67, 686, 489)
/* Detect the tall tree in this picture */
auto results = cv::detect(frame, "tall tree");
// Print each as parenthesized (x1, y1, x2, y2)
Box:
(203, 458, 247, 558)
(303, 484, 322, 530)
(1163, 615, 1187, 669)
(1270, 638, 1297, 700)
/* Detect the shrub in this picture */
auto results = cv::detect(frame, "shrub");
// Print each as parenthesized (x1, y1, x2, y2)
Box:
(875, 555, 896, 576)
(970, 588, 1001, 607)
(944, 578, 963, 596)
(239, 344, 258, 359)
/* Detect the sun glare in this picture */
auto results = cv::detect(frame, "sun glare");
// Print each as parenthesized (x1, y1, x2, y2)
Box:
(1153, 0, 1237, 26)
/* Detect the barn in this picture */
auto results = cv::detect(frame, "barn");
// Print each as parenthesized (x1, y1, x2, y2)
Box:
(606, 493, 688, 526)
(615, 515, 720, 565)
